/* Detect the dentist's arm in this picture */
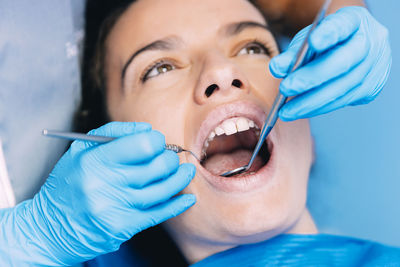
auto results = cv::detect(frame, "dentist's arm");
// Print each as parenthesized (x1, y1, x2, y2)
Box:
(0, 122, 196, 266)
(256, 0, 391, 121)
(256, 0, 365, 35)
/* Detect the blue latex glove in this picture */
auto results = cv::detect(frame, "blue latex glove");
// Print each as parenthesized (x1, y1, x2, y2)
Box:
(0, 122, 196, 266)
(270, 6, 392, 121)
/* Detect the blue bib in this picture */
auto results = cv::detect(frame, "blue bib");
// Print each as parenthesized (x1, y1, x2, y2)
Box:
(192, 234, 400, 267)
(87, 234, 400, 266)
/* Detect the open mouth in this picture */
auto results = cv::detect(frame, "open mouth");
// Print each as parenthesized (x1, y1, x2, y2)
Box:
(191, 101, 277, 188)
(192, 101, 278, 192)
(200, 117, 272, 177)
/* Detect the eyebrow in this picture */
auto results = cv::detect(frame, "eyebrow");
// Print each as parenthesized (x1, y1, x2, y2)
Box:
(120, 21, 270, 83)
(224, 21, 271, 36)
(121, 37, 179, 81)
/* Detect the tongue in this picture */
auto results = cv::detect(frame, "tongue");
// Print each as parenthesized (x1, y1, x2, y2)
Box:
(203, 149, 264, 176)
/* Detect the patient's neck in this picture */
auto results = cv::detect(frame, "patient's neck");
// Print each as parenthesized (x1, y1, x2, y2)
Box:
(165, 209, 318, 264)
(287, 209, 318, 234)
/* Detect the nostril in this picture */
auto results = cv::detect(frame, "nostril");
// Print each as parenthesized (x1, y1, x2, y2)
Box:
(205, 84, 218, 97)
(232, 79, 243, 88)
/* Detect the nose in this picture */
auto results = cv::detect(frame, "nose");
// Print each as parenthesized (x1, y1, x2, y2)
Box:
(194, 53, 250, 104)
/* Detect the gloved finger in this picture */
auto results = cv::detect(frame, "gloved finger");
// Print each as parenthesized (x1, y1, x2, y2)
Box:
(269, 49, 298, 78)
(70, 122, 152, 152)
(115, 150, 180, 188)
(88, 121, 152, 137)
(279, 52, 372, 121)
(310, 6, 362, 52)
(350, 38, 392, 105)
(269, 25, 311, 78)
(129, 163, 195, 210)
(135, 194, 196, 232)
(280, 31, 369, 96)
(93, 130, 166, 165)
(292, 82, 369, 118)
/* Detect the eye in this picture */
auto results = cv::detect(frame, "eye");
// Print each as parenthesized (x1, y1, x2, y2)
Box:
(142, 61, 176, 81)
(237, 42, 269, 56)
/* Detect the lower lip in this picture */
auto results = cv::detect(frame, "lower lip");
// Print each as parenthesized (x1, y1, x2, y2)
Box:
(194, 140, 276, 193)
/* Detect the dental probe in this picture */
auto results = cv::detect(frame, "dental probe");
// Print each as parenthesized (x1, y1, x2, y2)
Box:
(42, 129, 201, 162)
(220, 0, 332, 177)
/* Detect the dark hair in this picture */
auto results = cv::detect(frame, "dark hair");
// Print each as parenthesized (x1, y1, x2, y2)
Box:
(76, 0, 134, 133)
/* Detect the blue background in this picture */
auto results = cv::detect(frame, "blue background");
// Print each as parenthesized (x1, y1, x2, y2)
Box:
(308, 0, 400, 247)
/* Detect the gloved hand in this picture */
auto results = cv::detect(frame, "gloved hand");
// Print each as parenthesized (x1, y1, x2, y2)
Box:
(0, 122, 196, 266)
(270, 6, 392, 121)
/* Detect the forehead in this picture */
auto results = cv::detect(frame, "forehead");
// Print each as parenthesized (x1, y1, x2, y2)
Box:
(107, 0, 266, 53)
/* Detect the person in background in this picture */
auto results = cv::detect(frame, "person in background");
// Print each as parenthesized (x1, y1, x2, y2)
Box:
(0, 0, 391, 266)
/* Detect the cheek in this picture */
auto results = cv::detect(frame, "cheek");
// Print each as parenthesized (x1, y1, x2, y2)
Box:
(241, 60, 281, 104)
(273, 120, 312, 216)
(108, 84, 192, 145)
(277, 119, 313, 174)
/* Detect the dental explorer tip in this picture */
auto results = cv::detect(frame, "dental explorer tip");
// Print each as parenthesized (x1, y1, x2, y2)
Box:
(186, 150, 201, 162)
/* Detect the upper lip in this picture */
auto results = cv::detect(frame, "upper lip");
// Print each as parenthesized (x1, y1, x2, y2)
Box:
(193, 100, 268, 157)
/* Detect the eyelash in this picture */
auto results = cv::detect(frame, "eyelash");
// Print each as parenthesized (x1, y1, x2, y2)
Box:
(239, 39, 272, 57)
(140, 59, 173, 82)
(140, 40, 273, 82)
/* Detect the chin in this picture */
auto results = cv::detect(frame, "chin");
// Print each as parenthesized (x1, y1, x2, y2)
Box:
(217, 187, 308, 243)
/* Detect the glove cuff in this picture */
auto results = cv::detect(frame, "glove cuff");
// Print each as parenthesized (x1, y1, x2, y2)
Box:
(0, 199, 62, 266)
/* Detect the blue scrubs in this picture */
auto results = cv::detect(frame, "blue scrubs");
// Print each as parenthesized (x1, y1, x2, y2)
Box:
(86, 234, 400, 266)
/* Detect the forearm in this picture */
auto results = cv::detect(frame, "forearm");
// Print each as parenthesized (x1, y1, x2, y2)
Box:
(255, 0, 366, 35)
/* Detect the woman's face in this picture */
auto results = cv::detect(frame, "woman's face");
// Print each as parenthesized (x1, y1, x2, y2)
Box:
(104, 0, 314, 260)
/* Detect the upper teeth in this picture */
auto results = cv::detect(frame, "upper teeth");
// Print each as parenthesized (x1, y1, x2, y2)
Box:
(205, 117, 259, 147)
(201, 117, 260, 159)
